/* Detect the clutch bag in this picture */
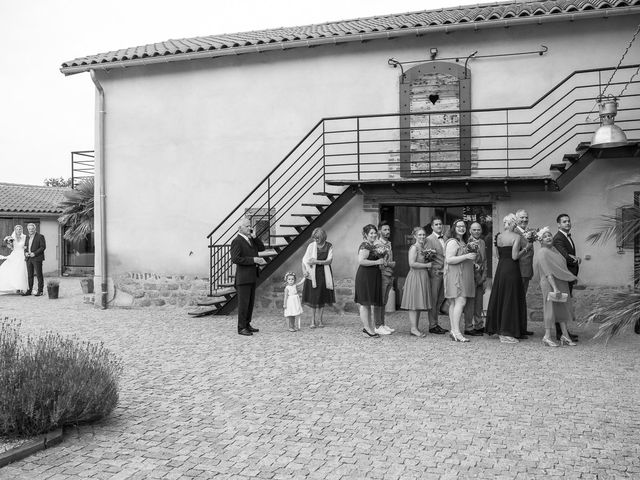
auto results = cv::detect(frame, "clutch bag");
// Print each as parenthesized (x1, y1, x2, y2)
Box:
(547, 292, 568, 303)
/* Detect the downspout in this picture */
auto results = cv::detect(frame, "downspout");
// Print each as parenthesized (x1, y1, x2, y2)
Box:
(89, 69, 108, 309)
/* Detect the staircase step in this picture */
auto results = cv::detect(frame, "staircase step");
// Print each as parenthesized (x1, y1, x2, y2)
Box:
(563, 153, 580, 164)
(292, 213, 318, 221)
(271, 234, 295, 242)
(197, 296, 228, 307)
(212, 287, 235, 297)
(301, 203, 327, 212)
(280, 223, 309, 233)
(188, 305, 218, 317)
(576, 142, 590, 152)
(550, 163, 567, 173)
(313, 192, 339, 201)
(217, 282, 235, 288)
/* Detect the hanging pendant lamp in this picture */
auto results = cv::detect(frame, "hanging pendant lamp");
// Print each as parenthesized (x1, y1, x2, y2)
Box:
(590, 96, 628, 149)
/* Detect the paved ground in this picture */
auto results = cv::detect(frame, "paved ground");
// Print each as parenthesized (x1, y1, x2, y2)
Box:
(1, 278, 639, 479)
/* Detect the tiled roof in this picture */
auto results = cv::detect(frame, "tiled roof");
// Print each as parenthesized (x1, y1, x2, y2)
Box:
(0, 183, 68, 215)
(61, 0, 640, 74)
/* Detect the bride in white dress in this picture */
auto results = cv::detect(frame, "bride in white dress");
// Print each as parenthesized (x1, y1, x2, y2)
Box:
(0, 225, 29, 293)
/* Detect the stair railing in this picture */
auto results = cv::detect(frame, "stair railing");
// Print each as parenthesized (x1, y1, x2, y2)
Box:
(207, 64, 640, 295)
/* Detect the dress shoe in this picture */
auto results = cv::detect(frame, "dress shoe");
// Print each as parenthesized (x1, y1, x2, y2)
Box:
(557, 333, 578, 342)
(34, 292, 43, 297)
(472, 328, 484, 335)
(464, 330, 482, 337)
(362, 328, 380, 338)
(247, 326, 259, 333)
(238, 329, 253, 336)
(429, 325, 448, 334)
(516, 335, 528, 340)
(525, 331, 534, 336)
(560, 334, 577, 346)
(21, 291, 32, 296)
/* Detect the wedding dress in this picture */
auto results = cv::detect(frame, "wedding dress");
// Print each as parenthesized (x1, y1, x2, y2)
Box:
(0, 233, 29, 292)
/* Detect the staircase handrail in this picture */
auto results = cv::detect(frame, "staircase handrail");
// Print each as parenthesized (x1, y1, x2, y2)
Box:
(207, 63, 639, 241)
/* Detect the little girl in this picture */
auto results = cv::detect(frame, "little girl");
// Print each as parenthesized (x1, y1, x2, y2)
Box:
(283, 272, 304, 332)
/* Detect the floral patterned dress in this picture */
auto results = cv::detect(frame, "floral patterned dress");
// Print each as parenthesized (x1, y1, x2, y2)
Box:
(443, 238, 475, 299)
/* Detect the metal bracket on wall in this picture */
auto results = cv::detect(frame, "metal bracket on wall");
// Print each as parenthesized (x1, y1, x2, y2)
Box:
(389, 45, 548, 81)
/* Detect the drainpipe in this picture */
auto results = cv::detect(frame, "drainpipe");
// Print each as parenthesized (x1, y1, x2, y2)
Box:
(89, 69, 108, 309)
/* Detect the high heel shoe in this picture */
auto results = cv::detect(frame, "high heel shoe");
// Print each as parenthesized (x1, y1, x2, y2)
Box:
(560, 335, 577, 346)
(457, 333, 470, 343)
(362, 328, 380, 338)
(542, 336, 559, 347)
(449, 332, 458, 342)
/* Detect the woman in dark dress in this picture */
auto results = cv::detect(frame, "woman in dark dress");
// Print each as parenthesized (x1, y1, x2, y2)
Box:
(485, 213, 530, 343)
(302, 228, 335, 328)
(355, 224, 386, 337)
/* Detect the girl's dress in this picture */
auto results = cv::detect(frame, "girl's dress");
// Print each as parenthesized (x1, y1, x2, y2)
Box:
(485, 237, 527, 337)
(443, 238, 475, 299)
(302, 242, 335, 308)
(284, 285, 303, 316)
(400, 246, 432, 311)
(354, 242, 383, 307)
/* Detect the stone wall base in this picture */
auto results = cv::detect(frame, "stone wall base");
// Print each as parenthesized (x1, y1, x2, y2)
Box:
(115, 272, 207, 307)
(113, 271, 632, 317)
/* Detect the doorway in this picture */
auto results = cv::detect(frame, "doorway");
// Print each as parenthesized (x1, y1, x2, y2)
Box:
(379, 204, 493, 305)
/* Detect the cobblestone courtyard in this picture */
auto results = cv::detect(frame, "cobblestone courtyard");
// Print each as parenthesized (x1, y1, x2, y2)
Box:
(1, 279, 639, 479)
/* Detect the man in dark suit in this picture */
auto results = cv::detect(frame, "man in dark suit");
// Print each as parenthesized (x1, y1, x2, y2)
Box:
(23, 223, 46, 296)
(425, 217, 448, 335)
(230, 217, 266, 336)
(553, 213, 580, 341)
(515, 209, 535, 337)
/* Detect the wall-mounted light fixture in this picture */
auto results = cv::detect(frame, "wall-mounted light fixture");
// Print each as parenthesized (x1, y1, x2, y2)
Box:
(430, 47, 438, 60)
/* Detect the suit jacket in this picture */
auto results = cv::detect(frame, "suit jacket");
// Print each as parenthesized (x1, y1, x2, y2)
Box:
(230, 234, 265, 285)
(553, 231, 579, 277)
(25, 232, 46, 262)
(473, 237, 488, 285)
(516, 228, 534, 280)
(425, 233, 445, 275)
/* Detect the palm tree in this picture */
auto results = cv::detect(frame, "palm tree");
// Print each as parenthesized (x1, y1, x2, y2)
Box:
(58, 177, 94, 242)
(585, 203, 640, 341)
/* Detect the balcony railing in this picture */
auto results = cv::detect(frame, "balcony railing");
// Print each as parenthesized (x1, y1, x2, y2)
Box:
(71, 150, 95, 188)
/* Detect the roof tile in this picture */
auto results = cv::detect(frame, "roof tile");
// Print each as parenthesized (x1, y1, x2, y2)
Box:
(0, 183, 68, 215)
(60, 0, 640, 71)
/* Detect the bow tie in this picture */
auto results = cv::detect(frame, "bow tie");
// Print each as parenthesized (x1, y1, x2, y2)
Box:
(437, 235, 443, 239)
(567, 233, 572, 238)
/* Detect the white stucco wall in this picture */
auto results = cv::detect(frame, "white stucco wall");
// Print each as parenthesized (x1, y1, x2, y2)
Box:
(497, 159, 639, 287)
(92, 14, 640, 282)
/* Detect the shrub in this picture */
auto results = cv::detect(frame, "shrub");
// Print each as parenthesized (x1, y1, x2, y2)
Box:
(0, 318, 123, 438)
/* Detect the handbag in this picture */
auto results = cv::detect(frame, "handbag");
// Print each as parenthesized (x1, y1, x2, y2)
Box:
(547, 292, 568, 303)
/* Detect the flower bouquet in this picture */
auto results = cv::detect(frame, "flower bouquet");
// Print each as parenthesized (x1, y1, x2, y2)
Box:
(421, 247, 437, 262)
(3, 235, 14, 249)
(464, 240, 480, 254)
(370, 244, 388, 260)
(523, 228, 540, 243)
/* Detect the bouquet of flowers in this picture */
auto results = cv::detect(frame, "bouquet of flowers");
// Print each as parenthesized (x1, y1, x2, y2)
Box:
(523, 228, 540, 243)
(370, 243, 388, 260)
(421, 247, 437, 262)
(3, 235, 13, 248)
(464, 240, 480, 254)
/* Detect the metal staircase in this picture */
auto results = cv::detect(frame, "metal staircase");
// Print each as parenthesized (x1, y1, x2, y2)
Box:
(191, 64, 640, 317)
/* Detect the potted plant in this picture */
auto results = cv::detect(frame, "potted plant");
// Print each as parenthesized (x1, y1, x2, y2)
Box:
(80, 277, 94, 294)
(47, 279, 60, 299)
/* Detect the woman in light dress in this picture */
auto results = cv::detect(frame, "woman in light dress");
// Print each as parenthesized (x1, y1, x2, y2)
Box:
(0, 225, 29, 293)
(400, 227, 432, 337)
(301, 228, 335, 328)
(444, 219, 477, 343)
(535, 227, 578, 347)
